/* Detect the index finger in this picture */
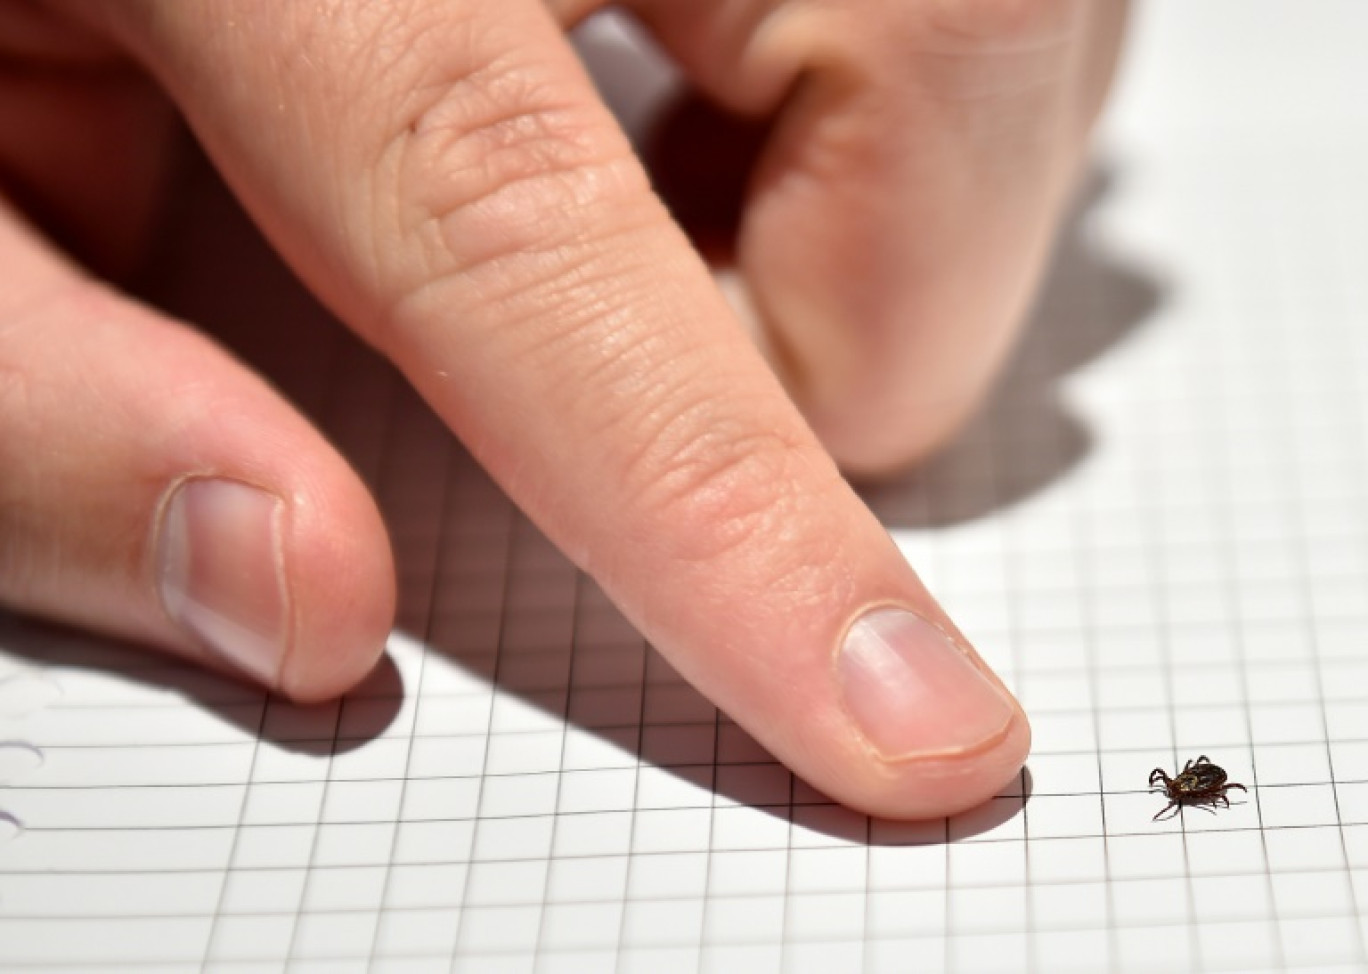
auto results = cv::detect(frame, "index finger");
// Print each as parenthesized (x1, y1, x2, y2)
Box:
(89, 0, 1029, 818)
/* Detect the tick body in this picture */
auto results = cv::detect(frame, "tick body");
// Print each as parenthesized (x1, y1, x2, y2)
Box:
(1149, 755, 1246, 821)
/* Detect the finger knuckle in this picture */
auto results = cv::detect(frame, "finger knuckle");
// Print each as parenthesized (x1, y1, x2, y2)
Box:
(624, 398, 826, 568)
(382, 46, 649, 301)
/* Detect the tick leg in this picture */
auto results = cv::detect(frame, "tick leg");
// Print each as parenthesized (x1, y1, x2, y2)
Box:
(1228, 783, 1247, 794)
(1152, 801, 1179, 822)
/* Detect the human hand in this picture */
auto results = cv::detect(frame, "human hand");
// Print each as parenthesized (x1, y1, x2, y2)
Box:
(0, 0, 1125, 818)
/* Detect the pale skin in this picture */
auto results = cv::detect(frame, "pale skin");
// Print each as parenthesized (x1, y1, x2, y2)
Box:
(0, 0, 1127, 818)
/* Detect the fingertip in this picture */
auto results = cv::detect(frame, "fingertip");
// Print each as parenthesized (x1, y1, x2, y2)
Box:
(274, 471, 395, 703)
(841, 704, 1032, 821)
(152, 460, 395, 705)
(768, 603, 1031, 821)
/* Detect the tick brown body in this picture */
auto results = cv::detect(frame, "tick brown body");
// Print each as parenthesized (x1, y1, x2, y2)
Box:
(1149, 755, 1246, 821)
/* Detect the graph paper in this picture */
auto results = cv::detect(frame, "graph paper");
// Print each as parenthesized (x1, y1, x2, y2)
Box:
(4, 2, 1368, 971)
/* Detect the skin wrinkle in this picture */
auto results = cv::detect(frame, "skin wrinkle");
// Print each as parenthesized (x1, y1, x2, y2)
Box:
(631, 424, 811, 565)
(380, 45, 648, 310)
(667, 531, 854, 649)
(380, 14, 617, 224)
(425, 158, 645, 280)
(585, 309, 797, 476)
(294, 5, 432, 309)
(385, 210, 670, 395)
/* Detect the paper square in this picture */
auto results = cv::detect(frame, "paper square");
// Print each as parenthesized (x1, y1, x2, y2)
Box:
(1017, 670, 1093, 713)
(451, 904, 542, 953)
(1031, 881, 1109, 930)
(866, 888, 946, 938)
(866, 937, 947, 974)
(1025, 794, 1105, 839)
(1184, 828, 1266, 877)
(470, 815, 554, 862)
(1270, 869, 1356, 919)
(620, 897, 703, 947)
(783, 939, 865, 974)
(1025, 752, 1103, 797)
(948, 885, 1029, 935)
(1096, 668, 1169, 710)
(556, 767, 637, 814)
(1032, 928, 1113, 972)
(633, 764, 713, 810)
(624, 851, 707, 899)
(566, 685, 643, 729)
(391, 819, 474, 865)
(1189, 873, 1273, 923)
(785, 891, 867, 940)
(701, 893, 784, 944)
(550, 809, 633, 858)
(397, 775, 481, 823)
(1111, 877, 1190, 926)
(320, 778, 404, 823)
(385, 862, 470, 909)
(1277, 915, 1363, 966)
(947, 840, 1027, 887)
(788, 845, 868, 893)
(629, 807, 713, 854)
(483, 730, 565, 775)
(1027, 836, 1108, 884)
(299, 864, 388, 911)
(709, 804, 791, 851)
(706, 849, 788, 896)
(538, 901, 624, 950)
(313, 822, 398, 866)
(1171, 706, 1251, 752)
(1245, 662, 1319, 704)
(948, 931, 1029, 973)
(371, 906, 461, 958)
(1098, 709, 1172, 752)
(713, 762, 792, 808)
(1258, 783, 1341, 828)
(464, 859, 548, 907)
(790, 803, 868, 847)
(1343, 824, 1368, 867)
(407, 735, 488, 779)
(866, 841, 948, 891)
(1194, 918, 1278, 971)
(477, 771, 559, 818)
(1106, 833, 1189, 881)
(1114, 923, 1193, 973)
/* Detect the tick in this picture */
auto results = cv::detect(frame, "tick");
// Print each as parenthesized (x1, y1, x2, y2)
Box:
(1149, 755, 1246, 821)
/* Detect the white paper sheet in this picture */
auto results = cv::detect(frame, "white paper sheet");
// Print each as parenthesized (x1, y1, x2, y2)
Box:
(4, 3, 1368, 971)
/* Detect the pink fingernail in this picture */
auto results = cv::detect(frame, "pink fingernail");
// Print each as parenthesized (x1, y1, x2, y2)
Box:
(157, 478, 290, 686)
(837, 608, 1015, 760)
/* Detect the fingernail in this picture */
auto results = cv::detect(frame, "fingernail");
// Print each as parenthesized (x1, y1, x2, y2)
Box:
(157, 478, 290, 687)
(837, 607, 1015, 760)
